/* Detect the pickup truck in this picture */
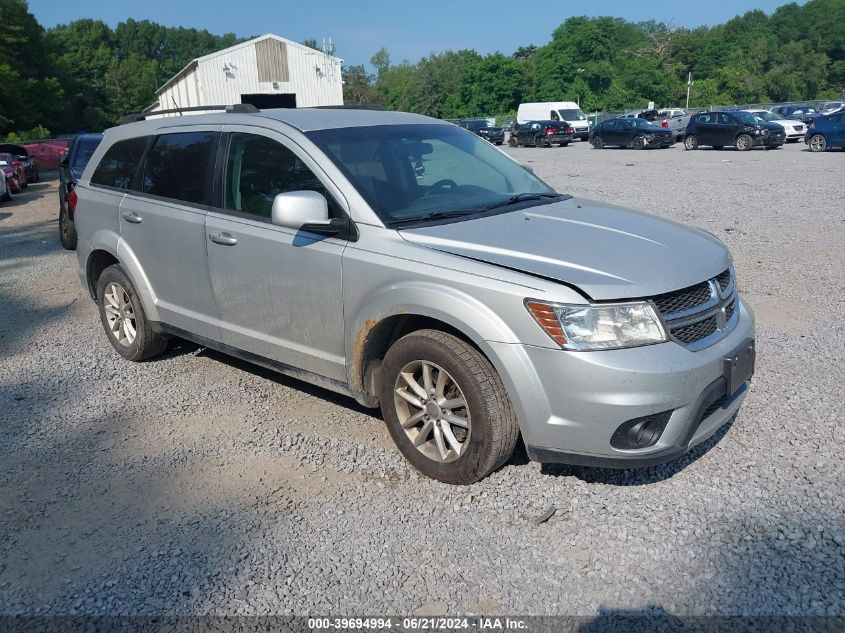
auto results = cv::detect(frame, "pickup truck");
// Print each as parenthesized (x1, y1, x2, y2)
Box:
(653, 112, 692, 142)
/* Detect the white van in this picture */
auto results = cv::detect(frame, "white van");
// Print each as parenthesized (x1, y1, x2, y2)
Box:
(517, 102, 591, 140)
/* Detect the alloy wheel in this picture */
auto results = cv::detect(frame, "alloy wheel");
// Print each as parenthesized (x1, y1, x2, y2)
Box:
(103, 282, 137, 346)
(393, 360, 471, 463)
(809, 135, 826, 152)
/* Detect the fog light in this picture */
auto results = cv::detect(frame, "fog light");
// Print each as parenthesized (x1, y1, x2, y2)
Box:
(610, 411, 672, 449)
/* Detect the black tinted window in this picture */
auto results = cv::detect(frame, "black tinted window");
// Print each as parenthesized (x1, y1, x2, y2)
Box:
(223, 133, 327, 219)
(143, 132, 217, 204)
(72, 138, 102, 170)
(91, 137, 148, 190)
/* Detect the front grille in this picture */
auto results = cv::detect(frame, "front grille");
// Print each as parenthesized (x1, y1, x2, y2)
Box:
(725, 299, 736, 321)
(673, 316, 718, 344)
(652, 281, 712, 315)
(715, 269, 731, 293)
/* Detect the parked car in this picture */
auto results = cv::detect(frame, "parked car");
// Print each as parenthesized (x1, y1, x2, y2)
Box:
(0, 153, 26, 191)
(75, 105, 754, 484)
(0, 164, 10, 201)
(509, 120, 574, 147)
(658, 108, 687, 119)
(804, 109, 845, 152)
(743, 110, 805, 142)
(769, 104, 819, 126)
(518, 102, 591, 140)
(0, 143, 38, 182)
(59, 133, 103, 250)
(589, 117, 674, 149)
(684, 111, 785, 150)
(456, 119, 505, 145)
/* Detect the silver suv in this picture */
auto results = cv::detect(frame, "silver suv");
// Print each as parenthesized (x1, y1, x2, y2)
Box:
(75, 106, 755, 484)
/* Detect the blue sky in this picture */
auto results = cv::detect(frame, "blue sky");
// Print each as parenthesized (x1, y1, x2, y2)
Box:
(29, 0, 798, 68)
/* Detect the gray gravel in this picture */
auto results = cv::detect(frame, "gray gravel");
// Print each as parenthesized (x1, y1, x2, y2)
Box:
(1, 141, 843, 620)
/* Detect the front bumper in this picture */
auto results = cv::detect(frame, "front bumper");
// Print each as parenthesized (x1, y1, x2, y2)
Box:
(488, 296, 755, 468)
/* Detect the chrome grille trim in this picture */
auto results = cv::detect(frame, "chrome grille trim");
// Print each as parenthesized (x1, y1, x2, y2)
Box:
(650, 267, 738, 351)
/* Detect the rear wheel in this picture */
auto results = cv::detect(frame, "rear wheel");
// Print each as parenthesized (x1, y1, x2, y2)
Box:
(684, 135, 699, 150)
(59, 202, 77, 250)
(735, 134, 753, 151)
(379, 330, 519, 484)
(592, 136, 604, 149)
(96, 265, 168, 362)
(559, 142, 569, 147)
(808, 134, 827, 152)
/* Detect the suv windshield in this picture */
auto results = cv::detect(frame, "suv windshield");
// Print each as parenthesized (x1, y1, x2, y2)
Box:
(307, 124, 557, 226)
(557, 109, 586, 120)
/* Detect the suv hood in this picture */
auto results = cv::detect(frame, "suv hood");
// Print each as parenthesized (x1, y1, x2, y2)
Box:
(399, 197, 731, 300)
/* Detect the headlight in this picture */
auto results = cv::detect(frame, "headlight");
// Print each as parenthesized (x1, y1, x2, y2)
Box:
(525, 300, 667, 351)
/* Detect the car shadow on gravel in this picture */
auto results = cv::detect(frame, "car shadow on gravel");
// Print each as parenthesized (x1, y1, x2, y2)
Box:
(536, 416, 736, 486)
(161, 337, 375, 416)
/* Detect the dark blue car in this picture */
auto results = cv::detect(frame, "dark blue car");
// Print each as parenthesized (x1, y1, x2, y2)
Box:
(805, 109, 845, 152)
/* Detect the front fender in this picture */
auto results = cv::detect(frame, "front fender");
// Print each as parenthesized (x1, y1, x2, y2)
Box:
(346, 280, 521, 387)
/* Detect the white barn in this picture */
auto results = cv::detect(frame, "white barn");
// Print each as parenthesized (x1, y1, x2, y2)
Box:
(150, 34, 343, 113)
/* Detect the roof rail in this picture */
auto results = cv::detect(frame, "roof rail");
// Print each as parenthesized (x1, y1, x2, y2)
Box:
(119, 103, 260, 125)
(312, 104, 386, 111)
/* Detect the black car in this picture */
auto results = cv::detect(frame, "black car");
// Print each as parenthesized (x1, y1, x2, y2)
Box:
(59, 133, 103, 250)
(457, 119, 505, 145)
(508, 120, 574, 147)
(0, 143, 38, 183)
(589, 117, 674, 149)
(683, 111, 785, 151)
(770, 104, 819, 126)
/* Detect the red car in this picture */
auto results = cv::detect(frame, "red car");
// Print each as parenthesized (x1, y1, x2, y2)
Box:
(0, 153, 26, 193)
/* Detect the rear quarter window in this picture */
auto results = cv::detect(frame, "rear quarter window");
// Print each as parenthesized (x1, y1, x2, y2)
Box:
(142, 131, 218, 205)
(90, 137, 148, 190)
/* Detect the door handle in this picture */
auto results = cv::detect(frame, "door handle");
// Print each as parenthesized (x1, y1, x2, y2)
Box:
(209, 232, 238, 246)
(122, 212, 142, 224)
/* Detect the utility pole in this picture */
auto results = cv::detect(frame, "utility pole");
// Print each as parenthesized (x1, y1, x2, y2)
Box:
(686, 72, 694, 109)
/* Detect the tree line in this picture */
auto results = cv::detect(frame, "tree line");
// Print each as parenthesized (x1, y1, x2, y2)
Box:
(0, 0, 842, 139)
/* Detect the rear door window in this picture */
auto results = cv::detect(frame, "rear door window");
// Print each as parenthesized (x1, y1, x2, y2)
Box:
(91, 137, 148, 190)
(143, 131, 218, 205)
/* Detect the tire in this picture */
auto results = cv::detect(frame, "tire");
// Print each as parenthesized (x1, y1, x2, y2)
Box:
(808, 134, 827, 152)
(735, 134, 753, 151)
(379, 329, 519, 484)
(59, 202, 77, 250)
(559, 142, 569, 147)
(495, 141, 503, 146)
(684, 135, 699, 150)
(508, 136, 516, 147)
(96, 265, 168, 362)
(592, 136, 604, 149)
(2, 191, 10, 202)
(631, 136, 645, 150)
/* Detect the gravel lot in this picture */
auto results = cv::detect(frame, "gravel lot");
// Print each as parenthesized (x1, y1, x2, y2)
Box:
(1, 141, 843, 622)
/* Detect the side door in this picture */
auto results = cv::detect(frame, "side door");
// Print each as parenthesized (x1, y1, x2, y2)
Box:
(693, 113, 719, 145)
(601, 119, 620, 144)
(715, 113, 739, 146)
(828, 112, 845, 145)
(205, 128, 348, 382)
(119, 128, 222, 341)
(516, 123, 531, 145)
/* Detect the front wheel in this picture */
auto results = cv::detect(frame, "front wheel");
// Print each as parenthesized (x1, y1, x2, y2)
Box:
(735, 134, 753, 151)
(808, 134, 827, 152)
(592, 136, 604, 149)
(684, 135, 699, 150)
(631, 136, 645, 150)
(379, 330, 519, 484)
(96, 265, 168, 362)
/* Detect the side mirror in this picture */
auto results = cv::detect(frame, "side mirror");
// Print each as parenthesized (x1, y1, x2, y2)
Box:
(271, 190, 343, 234)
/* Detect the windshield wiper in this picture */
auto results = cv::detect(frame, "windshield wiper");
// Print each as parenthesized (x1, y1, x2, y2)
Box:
(479, 192, 562, 212)
(388, 210, 474, 227)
